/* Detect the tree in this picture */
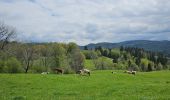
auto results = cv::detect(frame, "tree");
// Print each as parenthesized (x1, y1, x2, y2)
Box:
(156, 63, 163, 70)
(67, 43, 85, 71)
(135, 57, 141, 66)
(96, 50, 101, 57)
(120, 46, 124, 53)
(128, 60, 131, 68)
(95, 46, 103, 55)
(34, 45, 51, 71)
(5, 57, 22, 73)
(51, 43, 67, 68)
(94, 57, 114, 70)
(0, 60, 5, 73)
(90, 51, 98, 59)
(110, 49, 120, 63)
(84, 46, 88, 50)
(20, 44, 35, 73)
(130, 63, 139, 71)
(148, 61, 154, 71)
(0, 22, 16, 50)
(140, 59, 149, 71)
(103, 49, 109, 57)
(93, 57, 105, 70)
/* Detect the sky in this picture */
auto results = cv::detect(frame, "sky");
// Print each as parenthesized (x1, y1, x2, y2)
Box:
(0, 0, 170, 45)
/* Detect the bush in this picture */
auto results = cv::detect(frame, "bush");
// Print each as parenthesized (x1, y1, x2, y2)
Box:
(5, 57, 23, 73)
(113, 63, 127, 70)
(31, 66, 46, 73)
(148, 62, 155, 71)
(82, 50, 98, 59)
(168, 65, 170, 70)
(94, 57, 114, 70)
(156, 63, 163, 70)
(140, 59, 149, 71)
(131, 63, 139, 71)
(64, 67, 75, 74)
(0, 61, 5, 73)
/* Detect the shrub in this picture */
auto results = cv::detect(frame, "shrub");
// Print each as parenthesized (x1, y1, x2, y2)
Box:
(156, 63, 163, 70)
(31, 66, 46, 73)
(82, 50, 98, 59)
(94, 57, 114, 70)
(140, 59, 149, 71)
(131, 63, 139, 71)
(6, 57, 23, 73)
(148, 62, 155, 71)
(0, 61, 5, 73)
(64, 67, 75, 74)
(167, 65, 170, 70)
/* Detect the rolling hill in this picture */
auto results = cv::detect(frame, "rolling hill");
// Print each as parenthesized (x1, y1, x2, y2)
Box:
(80, 40, 170, 57)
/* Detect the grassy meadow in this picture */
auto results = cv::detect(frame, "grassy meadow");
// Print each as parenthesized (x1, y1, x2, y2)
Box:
(0, 70, 170, 100)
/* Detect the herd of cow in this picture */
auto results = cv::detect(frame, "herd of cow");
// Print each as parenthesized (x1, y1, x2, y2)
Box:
(41, 68, 137, 76)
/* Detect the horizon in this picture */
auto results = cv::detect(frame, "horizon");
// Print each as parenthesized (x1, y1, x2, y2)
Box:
(20, 39, 170, 46)
(0, 0, 170, 45)
(79, 39, 170, 46)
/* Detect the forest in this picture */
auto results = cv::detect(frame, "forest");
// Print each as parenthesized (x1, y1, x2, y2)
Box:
(83, 46, 169, 71)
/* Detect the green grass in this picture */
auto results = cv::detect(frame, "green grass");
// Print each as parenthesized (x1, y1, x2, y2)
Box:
(0, 70, 170, 100)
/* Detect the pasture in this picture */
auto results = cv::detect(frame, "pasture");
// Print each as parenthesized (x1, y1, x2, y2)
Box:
(0, 70, 170, 100)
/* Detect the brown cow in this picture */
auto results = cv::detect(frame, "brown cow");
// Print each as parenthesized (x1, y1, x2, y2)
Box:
(53, 68, 64, 74)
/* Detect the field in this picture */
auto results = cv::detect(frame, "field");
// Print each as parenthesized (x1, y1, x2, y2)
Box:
(0, 70, 170, 100)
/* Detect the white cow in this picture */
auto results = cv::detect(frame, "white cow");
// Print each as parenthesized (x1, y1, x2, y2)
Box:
(41, 72, 50, 74)
(77, 69, 91, 76)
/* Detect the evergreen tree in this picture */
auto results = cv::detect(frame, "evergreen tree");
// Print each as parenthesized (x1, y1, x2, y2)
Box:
(84, 46, 88, 50)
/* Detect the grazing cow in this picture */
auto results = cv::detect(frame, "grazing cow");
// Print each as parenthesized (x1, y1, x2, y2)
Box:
(41, 72, 50, 74)
(76, 70, 83, 75)
(83, 69, 90, 76)
(77, 69, 90, 76)
(53, 68, 64, 74)
(131, 71, 136, 75)
(124, 70, 131, 74)
(111, 71, 117, 74)
(124, 70, 137, 75)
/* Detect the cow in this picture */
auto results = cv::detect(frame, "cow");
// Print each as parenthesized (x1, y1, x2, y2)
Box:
(77, 69, 90, 76)
(76, 70, 83, 75)
(53, 68, 64, 74)
(41, 72, 50, 74)
(124, 70, 131, 74)
(131, 71, 137, 75)
(111, 71, 117, 74)
(124, 70, 137, 75)
(82, 69, 90, 76)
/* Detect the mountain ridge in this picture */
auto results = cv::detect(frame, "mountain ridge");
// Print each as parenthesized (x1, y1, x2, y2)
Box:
(80, 40, 170, 56)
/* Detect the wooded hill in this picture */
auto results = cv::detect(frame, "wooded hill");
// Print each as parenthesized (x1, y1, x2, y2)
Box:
(82, 46, 169, 71)
(80, 40, 170, 57)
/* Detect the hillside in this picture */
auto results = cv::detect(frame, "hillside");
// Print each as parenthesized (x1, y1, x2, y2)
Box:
(80, 40, 170, 56)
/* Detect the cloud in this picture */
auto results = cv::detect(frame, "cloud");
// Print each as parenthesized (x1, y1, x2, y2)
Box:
(0, 0, 170, 45)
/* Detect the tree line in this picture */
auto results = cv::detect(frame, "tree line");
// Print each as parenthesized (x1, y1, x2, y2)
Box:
(0, 42, 85, 73)
(0, 22, 85, 73)
(84, 45, 169, 71)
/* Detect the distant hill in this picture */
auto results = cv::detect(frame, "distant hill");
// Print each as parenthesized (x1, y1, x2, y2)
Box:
(80, 40, 170, 57)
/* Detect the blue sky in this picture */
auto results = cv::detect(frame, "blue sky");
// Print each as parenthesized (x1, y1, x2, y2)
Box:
(0, 0, 170, 45)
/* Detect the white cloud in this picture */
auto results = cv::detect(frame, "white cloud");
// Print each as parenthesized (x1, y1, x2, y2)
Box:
(0, 0, 170, 45)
